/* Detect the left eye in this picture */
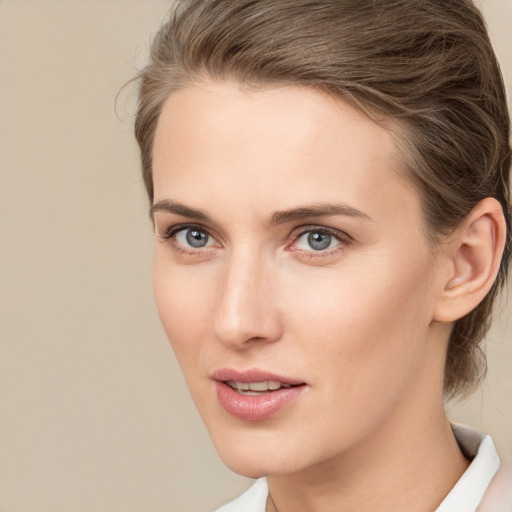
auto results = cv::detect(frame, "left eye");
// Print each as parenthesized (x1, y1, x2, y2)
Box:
(174, 228, 215, 249)
(295, 230, 341, 251)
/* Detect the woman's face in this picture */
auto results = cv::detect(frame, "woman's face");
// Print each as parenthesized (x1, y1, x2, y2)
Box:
(151, 82, 445, 477)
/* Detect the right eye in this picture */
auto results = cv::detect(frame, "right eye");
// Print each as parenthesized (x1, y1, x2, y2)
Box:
(162, 225, 217, 252)
(171, 226, 216, 249)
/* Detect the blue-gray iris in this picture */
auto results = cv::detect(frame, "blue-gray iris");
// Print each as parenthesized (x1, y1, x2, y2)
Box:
(308, 232, 331, 250)
(187, 229, 209, 248)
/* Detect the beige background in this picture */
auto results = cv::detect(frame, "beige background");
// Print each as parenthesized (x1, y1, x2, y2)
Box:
(0, 1, 510, 511)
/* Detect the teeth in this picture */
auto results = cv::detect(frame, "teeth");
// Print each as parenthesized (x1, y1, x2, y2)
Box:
(226, 380, 290, 393)
(227, 381, 249, 391)
(267, 381, 281, 390)
(249, 381, 271, 391)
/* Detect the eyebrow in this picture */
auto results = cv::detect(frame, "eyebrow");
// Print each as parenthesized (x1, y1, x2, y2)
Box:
(150, 199, 372, 224)
(270, 203, 372, 225)
(150, 200, 212, 222)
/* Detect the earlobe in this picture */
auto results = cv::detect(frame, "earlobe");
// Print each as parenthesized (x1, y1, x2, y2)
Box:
(433, 198, 506, 323)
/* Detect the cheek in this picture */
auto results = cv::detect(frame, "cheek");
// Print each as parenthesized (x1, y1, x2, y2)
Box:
(283, 249, 435, 388)
(273, 254, 437, 459)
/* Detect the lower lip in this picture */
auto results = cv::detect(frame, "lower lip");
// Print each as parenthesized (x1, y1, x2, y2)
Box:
(215, 381, 307, 421)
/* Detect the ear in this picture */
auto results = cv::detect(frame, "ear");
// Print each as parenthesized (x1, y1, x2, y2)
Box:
(433, 197, 507, 323)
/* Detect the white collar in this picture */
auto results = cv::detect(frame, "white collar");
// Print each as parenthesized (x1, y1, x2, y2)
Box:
(214, 425, 501, 512)
(436, 424, 501, 512)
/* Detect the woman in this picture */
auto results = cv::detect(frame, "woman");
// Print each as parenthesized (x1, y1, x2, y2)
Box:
(134, 1, 511, 510)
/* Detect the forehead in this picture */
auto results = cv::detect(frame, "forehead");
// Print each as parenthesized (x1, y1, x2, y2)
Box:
(152, 81, 419, 224)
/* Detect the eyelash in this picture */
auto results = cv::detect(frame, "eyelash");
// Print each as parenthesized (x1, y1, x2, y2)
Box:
(157, 223, 353, 259)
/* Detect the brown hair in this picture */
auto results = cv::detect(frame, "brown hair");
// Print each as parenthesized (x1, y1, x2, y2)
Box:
(134, 0, 511, 398)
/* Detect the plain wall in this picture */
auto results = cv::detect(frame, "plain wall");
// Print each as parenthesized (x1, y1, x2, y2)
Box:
(0, 1, 510, 511)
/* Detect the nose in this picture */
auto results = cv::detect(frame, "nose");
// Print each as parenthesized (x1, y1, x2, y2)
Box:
(213, 251, 282, 349)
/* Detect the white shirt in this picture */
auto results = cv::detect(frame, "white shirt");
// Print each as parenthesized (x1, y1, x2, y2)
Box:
(214, 425, 511, 512)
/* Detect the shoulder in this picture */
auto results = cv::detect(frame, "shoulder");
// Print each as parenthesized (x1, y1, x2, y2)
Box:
(213, 478, 268, 512)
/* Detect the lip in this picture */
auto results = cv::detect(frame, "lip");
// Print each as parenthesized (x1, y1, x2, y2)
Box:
(211, 368, 305, 385)
(212, 368, 307, 421)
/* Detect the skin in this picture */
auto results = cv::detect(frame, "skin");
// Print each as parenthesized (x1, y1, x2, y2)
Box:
(151, 81, 504, 512)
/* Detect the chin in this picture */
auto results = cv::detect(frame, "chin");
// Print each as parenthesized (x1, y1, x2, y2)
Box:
(209, 432, 277, 477)
(207, 425, 315, 478)
(217, 449, 291, 479)
(222, 459, 270, 479)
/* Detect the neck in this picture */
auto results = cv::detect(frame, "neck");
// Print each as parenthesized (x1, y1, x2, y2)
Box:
(268, 416, 468, 512)
(266, 330, 469, 512)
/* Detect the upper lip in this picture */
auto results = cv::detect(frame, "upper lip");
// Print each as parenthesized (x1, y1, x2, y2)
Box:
(211, 368, 306, 386)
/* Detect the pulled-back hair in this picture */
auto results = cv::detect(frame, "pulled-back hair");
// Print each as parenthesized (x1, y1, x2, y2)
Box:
(134, 0, 511, 398)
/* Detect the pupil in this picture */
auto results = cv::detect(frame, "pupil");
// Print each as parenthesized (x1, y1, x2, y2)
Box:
(186, 229, 208, 248)
(308, 232, 331, 251)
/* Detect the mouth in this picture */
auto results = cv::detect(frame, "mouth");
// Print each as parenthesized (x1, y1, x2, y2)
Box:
(224, 380, 298, 395)
(212, 369, 307, 421)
